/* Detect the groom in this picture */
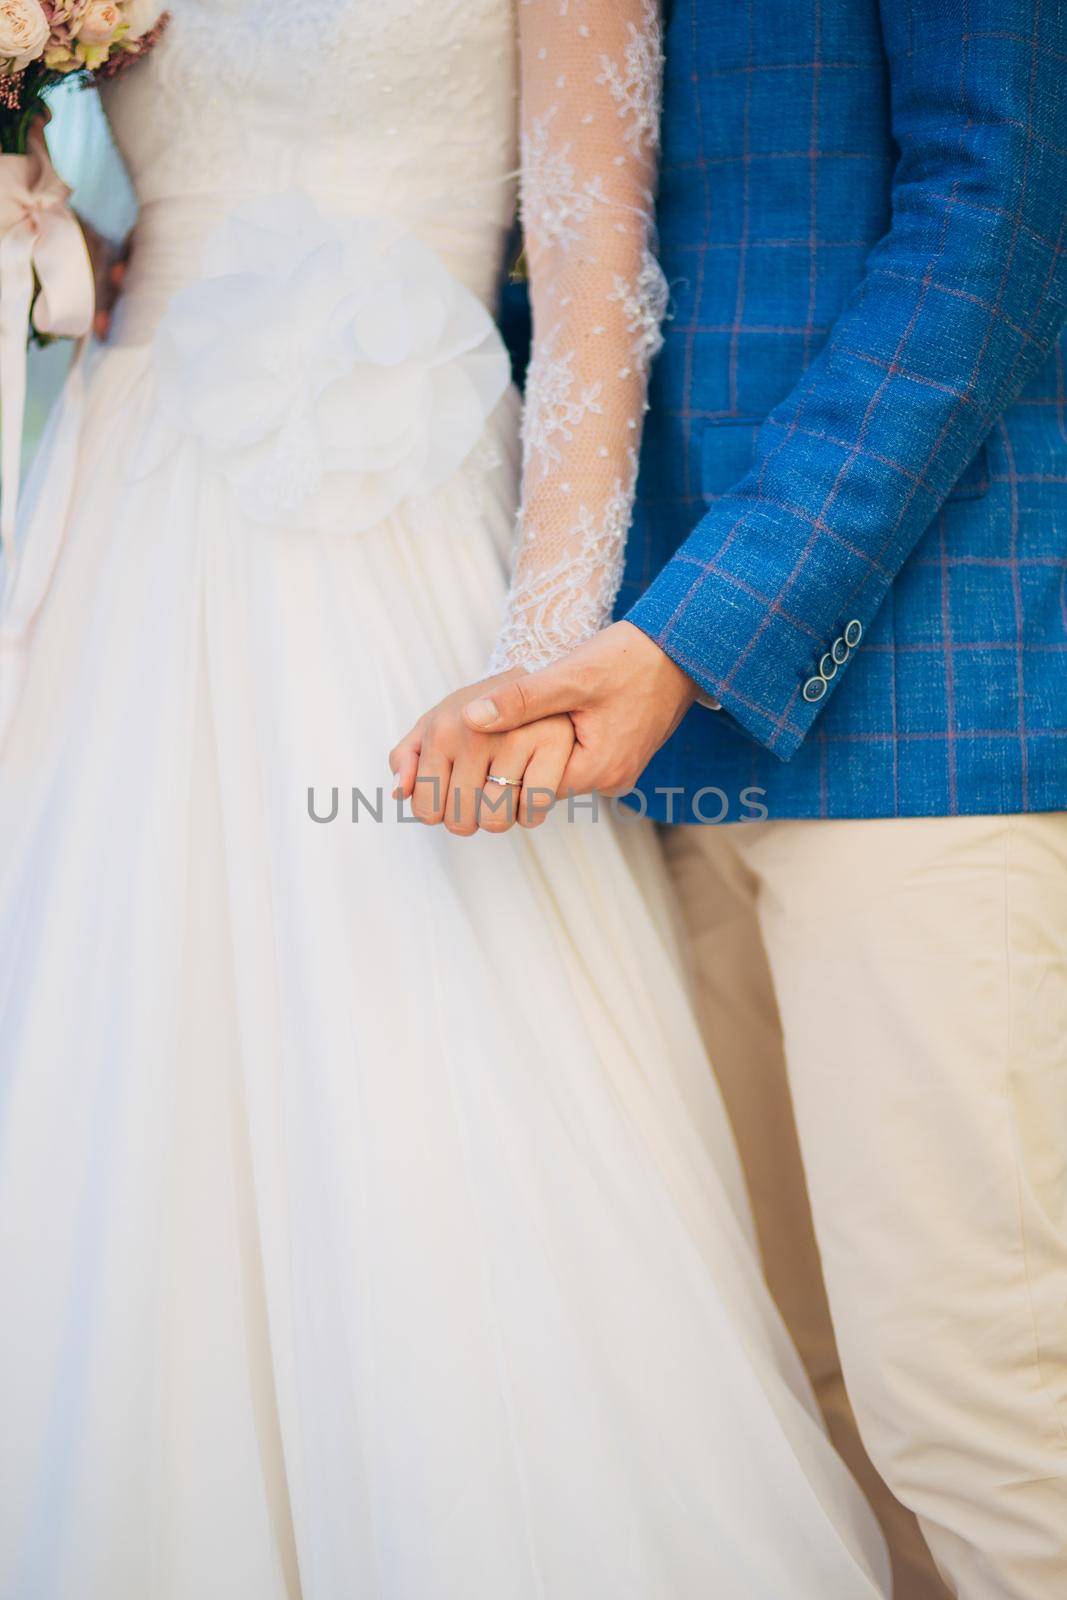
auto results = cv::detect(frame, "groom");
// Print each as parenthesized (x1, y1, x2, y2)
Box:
(463, 2, 1067, 1595)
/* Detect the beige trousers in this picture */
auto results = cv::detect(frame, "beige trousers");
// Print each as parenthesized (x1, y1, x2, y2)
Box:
(662, 812, 1067, 1600)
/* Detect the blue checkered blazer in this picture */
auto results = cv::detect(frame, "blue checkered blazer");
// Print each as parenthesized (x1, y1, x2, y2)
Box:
(621, 0, 1067, 821)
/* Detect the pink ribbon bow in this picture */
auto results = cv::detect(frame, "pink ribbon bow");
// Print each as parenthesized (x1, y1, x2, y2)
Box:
(0, 121, 93, 560)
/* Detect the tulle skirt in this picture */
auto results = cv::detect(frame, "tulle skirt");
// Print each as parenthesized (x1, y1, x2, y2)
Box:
(0, 342, 890, 1598)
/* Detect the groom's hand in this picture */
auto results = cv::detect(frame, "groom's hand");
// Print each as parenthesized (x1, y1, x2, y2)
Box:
(464, 622, 698, 799)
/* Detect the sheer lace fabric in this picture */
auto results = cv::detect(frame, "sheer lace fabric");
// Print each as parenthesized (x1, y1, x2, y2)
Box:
(489, 0, 667, 673)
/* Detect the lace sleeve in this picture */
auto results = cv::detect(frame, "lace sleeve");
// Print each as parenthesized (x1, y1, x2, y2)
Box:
(488, 0, 666, 674)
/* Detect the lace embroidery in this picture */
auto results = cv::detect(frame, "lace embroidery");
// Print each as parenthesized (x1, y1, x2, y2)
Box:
(488, 449, 638, 674)
(608, 247, 669, 370)
(522, 333, 604, 477)
(493, 0, 666, 672)
(521, 109, 608, 251)
(596, 0, 663, 157)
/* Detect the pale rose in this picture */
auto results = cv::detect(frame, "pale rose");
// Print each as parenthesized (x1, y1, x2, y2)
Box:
(75, 0, 120, 45)
(0, 0, 49, 68)
(120, 0, 163, 39)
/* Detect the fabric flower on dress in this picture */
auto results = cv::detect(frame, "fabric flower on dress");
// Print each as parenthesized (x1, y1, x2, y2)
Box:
(150, 191, 510, 533)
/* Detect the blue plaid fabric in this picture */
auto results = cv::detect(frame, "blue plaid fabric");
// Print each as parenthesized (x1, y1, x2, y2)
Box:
(622, 0, 1067, 822)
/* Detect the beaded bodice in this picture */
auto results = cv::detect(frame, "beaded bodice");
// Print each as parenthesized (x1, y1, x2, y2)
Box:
(104, 1, 517, 218)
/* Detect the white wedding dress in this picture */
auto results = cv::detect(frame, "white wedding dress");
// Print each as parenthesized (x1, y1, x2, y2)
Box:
(0, 4, 891, 1596)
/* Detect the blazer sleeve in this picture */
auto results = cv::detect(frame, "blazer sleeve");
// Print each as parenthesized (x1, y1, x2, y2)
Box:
(625, 0, 1067, 760)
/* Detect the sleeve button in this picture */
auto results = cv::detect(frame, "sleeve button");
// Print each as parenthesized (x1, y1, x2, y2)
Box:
(844, 618, 863, 648)
(802, 675, 827, 703)
(831, 636, 849, 666)
(819, 652, 837, 680)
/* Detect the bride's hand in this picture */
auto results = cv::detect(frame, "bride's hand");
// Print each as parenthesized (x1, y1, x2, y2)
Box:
(78, 220, 129, 340)
(390, 680, 576, 835)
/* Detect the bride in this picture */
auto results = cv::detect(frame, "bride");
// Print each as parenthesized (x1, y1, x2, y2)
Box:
(0, 3, 891, 1595)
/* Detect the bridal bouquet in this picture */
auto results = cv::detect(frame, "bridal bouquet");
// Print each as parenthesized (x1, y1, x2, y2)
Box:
(0, 1, 168, 147)
(0, 0, 167, 558)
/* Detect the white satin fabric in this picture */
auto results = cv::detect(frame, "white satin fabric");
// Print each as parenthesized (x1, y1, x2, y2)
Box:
(0, 3, 890, 1596)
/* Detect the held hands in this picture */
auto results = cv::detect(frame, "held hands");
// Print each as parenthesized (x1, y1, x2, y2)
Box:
(388, 669, 578, 834)
(389, 624, 697, 835)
